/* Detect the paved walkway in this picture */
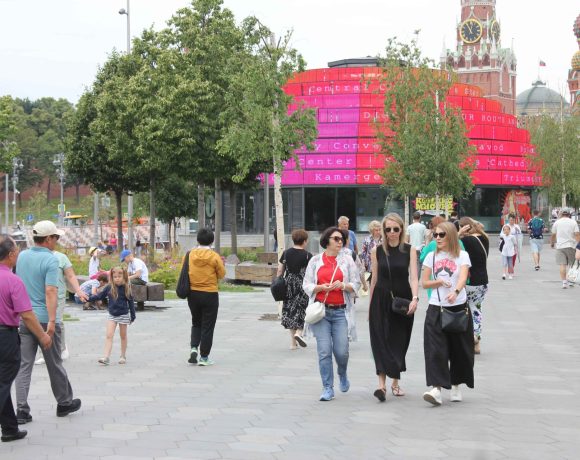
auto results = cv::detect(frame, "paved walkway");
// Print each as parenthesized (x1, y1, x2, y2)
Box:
(5, 242, 580, 459)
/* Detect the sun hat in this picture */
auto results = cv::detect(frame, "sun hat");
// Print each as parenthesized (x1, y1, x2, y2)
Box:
(89, 247, 98, 256)
(32, 220, 64, 237)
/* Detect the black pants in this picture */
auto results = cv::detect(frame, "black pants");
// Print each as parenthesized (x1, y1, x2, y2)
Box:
(0, 328, 21, 434)
(187, 290, 219, 358)
(424, 304, 474, 389)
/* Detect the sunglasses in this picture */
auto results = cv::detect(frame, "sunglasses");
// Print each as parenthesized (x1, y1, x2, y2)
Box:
(384, 227, 401, 233)
(330, 236, 344, 243)
(433, 232, 447, 239)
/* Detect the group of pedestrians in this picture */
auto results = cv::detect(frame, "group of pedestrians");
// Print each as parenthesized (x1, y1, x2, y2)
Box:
(275, 212, 489, 406)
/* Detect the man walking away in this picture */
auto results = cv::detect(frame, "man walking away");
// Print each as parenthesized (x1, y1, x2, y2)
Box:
(550, 210, 580, 289)
(0, 235, 52, 442)
(15, 221, 81, 424)
(406, 212, 427, 278)
(528, 210, 545, 271)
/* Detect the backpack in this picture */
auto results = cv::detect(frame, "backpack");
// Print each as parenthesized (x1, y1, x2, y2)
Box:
(529, 217, 544, 238)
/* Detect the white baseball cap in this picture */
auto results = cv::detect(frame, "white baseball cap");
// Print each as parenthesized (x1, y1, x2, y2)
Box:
(32, 220, 65, 237)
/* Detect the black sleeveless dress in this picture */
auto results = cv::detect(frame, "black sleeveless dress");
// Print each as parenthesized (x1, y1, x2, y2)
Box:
(369, 244, 414, 379)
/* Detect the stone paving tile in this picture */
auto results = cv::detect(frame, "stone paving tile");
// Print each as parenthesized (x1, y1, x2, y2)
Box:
(7, 249, 580, 458)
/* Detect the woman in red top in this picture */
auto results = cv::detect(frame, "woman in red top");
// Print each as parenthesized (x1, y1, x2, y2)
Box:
(303, 227, 360, 401)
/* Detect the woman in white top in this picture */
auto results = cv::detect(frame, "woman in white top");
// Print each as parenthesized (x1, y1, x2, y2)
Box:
(421, 221, 474, 406)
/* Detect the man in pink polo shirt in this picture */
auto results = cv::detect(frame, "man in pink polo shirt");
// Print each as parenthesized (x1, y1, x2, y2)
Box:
(0, 236, 52, 442)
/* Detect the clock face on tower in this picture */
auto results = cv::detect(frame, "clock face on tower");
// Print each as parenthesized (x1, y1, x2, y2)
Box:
(490, 20, 501, 42)
(460, 18, 483, 44)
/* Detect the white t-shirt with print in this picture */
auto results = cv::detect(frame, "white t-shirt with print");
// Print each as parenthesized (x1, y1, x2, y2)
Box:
(129, 257, 149, 282)
(424, 250, 471, 307)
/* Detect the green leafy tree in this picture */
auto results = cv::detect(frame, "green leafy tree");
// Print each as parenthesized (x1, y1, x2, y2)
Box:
(376, 37, 475, 221)
(218, 19, 318, 256)
(0, 96, 19, 172)
(529, 115, 580, 208)
(154, 175, 197, 246)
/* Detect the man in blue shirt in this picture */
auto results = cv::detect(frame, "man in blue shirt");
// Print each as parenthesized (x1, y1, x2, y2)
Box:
(338, 216, 358, 254)
(14, 221, 81, 424)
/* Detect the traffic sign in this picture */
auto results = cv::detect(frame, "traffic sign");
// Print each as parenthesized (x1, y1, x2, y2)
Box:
(58, 204, 66, 213)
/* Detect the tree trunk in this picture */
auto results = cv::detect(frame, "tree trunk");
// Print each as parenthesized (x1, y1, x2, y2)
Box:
(115, 191, 123, 252)
(148, 177, 156, 265)
(229, 188, 238, 256)
(167, 220, 172, 248)
(561, 192, 567, 209)
(46, 177, 52, 205)
(214, 178, 221, 253)
(197, 183, 205, 229)
(75, 181, 81, 205)
(273, 157, 285, 259)
(404, 195, 410, 227)
(435, 194, 440, 217)
(173, 218, 177, 249)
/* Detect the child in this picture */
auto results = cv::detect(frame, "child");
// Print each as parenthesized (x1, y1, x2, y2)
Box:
(76, 273, 109, 310)
(88, 267, 136, 365)
(499, 225, 517, 280)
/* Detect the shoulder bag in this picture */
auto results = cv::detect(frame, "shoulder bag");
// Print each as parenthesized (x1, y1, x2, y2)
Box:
(270, 251, 287, 302)
(433, 254, 469, 333)
(305, 260, 340, 325)
(176, 251, 191, 299)
(384, 247, 411, 316)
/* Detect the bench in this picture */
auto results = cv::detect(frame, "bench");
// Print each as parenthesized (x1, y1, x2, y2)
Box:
(256, 252, 279, 265)
(131, 282, 165, 311)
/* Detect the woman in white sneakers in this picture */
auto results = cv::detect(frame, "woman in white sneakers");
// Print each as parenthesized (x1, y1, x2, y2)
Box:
(421, 221, 473, 406)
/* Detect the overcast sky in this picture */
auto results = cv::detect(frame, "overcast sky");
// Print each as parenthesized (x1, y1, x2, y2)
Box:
(0, 0, 577, 103)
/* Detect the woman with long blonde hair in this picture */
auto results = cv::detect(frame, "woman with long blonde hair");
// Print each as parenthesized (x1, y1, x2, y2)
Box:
(421, 222, 473, 406)
(368, 213, 419, 401)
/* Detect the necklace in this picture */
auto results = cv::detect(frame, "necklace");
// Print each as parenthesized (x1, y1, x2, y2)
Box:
(323, 252, 337, 268)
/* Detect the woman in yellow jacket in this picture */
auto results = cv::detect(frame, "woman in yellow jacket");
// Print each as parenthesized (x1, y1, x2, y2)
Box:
(186, 228, 225, 366)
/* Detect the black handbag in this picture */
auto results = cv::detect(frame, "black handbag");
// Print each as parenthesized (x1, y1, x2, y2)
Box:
(270, 251, 287, 301)
(384, 247, 411, 316)
(433, 255, 469, 333)
(176, 251, 191, 299)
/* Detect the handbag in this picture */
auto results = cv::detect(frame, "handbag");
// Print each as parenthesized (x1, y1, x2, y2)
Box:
(433, 255, 469, 333)
(305, 260, 340, 325)
(175, 251, 191, 299)
(384, 247, 411, 316)
(270, 251, 287, 301)
(567, 260, 580, 284)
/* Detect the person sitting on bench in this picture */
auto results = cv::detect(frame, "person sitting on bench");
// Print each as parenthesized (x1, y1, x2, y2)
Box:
(120, 250, 149, 285)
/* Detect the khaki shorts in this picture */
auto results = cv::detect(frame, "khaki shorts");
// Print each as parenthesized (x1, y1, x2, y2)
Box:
(556, 247, 576, 266)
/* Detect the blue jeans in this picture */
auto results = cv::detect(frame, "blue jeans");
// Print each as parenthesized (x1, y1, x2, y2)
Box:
(310, 308, 349, 389)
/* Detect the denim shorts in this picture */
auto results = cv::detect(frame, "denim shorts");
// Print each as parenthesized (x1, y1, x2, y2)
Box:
(529, 238, 543, 253)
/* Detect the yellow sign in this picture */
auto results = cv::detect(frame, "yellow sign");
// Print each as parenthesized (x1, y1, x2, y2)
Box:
(415, 196, 454, 214)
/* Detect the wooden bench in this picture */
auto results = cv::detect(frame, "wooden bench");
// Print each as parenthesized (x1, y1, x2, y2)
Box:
(131, 282, 165, 311)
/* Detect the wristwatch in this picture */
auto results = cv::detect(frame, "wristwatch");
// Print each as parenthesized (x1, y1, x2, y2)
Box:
(412, 296, 419, 301)
(454, 289, 460, 295)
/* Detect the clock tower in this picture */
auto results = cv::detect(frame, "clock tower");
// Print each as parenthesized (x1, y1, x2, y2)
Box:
(441, 0, 517, 114)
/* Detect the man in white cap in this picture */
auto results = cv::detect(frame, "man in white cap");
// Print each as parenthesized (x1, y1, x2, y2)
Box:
(14, 221, 81, 424)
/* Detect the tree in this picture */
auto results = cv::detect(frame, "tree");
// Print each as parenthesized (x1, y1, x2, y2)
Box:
(376, 37, 475, 222)
(154, 175, 197, 247)
(0, 96, 19, 171)
(218, 19, 318, 257)
(529, 115, 580, 208)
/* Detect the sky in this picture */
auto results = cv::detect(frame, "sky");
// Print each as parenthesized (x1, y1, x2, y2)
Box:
(0, 0, 578, 104)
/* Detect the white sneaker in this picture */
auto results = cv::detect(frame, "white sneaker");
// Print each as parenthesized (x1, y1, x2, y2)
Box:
(61, 347, 69, 360)
(562, 282, 568, 289)
(423, 387, 442, 406)
(508, 275, 513, 280)
(450, 385, 462, 402)
(34, 357, 45, 365)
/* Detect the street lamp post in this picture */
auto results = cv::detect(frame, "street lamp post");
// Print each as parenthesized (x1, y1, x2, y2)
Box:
(11, 157, 23, 230)
(119, 1, 133, 252)
(53, 153, 65, 226)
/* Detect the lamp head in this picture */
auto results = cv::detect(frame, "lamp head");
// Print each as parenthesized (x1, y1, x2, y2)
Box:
(119, 8, 127, 15)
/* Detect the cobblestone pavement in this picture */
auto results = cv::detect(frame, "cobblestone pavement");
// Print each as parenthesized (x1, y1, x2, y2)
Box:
(5, 244, 580, 459)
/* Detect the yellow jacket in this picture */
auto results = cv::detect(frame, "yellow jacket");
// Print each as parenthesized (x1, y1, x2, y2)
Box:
(187, 248, 225, 292)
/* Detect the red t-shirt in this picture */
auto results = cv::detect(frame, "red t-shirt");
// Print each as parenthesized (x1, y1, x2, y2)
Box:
(315, 255, 345, 305)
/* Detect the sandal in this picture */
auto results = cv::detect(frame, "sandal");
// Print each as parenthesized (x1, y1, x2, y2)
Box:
(373, 388, 387, 402)
(391, 385, 405, 397)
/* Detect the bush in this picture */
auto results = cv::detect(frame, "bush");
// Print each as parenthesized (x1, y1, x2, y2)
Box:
(149, 259, 180, 290)
(220, 247, 263, 262)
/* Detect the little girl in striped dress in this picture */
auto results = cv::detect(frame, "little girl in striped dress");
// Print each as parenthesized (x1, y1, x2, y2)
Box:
(89, 267, 136, 365)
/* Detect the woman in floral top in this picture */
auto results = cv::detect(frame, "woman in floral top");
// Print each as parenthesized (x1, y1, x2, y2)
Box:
(360, 220, 383, 281)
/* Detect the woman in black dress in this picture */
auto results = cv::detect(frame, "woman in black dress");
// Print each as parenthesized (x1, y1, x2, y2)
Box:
(276, 229, 312, 349)
(369, 213, 419, 401)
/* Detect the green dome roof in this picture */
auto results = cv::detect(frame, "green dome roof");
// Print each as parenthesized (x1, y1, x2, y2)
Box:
(516, 80, 569, 115)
